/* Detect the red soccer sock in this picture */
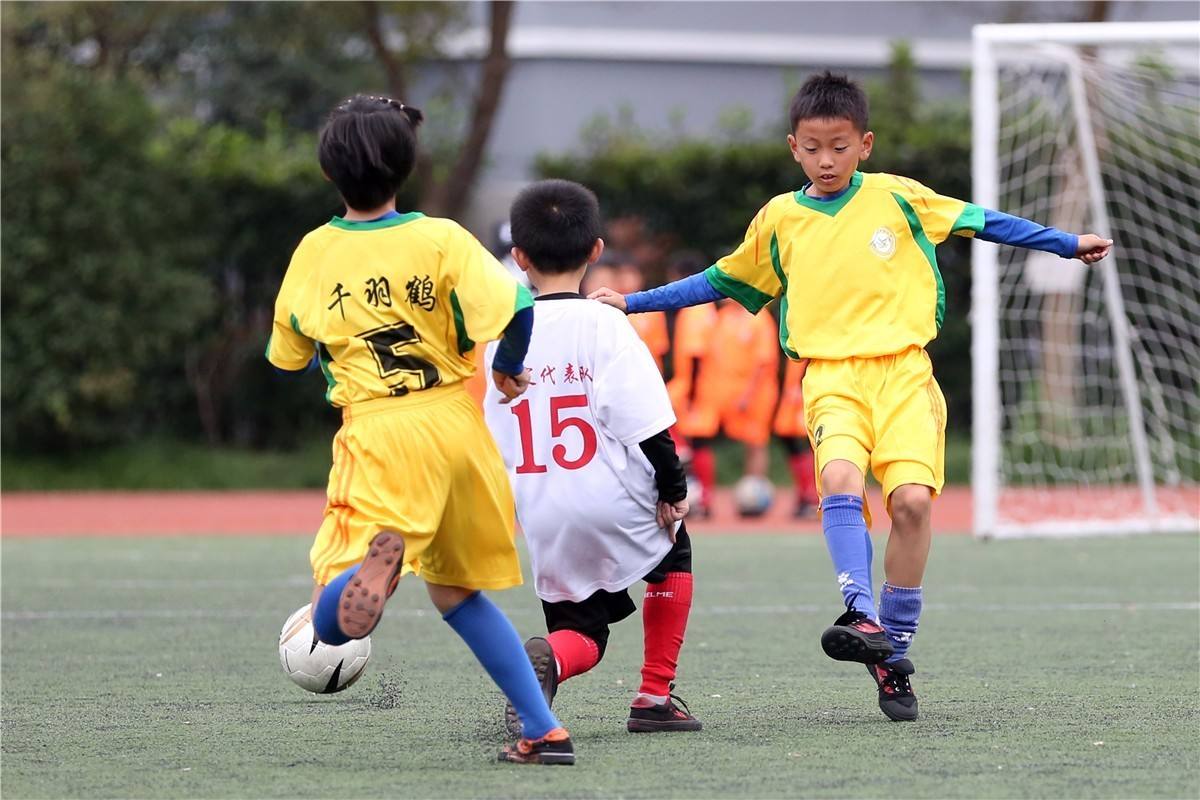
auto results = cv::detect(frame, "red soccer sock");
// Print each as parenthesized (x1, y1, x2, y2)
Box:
(790, 451, 819, 504)
(691, 447, 715, 505)
(640, 571, 695, 697)
(545, 629, 600, 683)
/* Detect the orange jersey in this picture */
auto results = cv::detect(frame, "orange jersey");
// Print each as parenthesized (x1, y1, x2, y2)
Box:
(677, 302, 779, 443)
(773, 358, 809, 437)
(695, 303, 779, 411)
(666, 304, 717, 412)
(628, 311, 670, 371)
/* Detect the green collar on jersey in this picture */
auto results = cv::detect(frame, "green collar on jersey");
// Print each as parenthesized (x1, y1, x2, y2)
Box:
(793, 171, 863, 217)
(328, 211, 425, 231)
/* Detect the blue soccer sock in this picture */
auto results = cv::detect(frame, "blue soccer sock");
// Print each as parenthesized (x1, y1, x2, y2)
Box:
(879, 583, 922, 662)
(443, 591, 561, 740)
(312, 565, 360, 646)
(821, 494, 877, 618)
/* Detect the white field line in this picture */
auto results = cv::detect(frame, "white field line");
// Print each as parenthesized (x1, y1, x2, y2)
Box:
(3, 602, 1197, 621)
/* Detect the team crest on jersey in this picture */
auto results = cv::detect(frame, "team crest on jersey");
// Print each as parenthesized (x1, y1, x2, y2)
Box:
(869, 227, 897, 260)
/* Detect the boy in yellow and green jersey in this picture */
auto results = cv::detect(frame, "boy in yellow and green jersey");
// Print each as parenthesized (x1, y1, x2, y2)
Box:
(266, 95, 573, 764)
(591, 72, 1111, 722)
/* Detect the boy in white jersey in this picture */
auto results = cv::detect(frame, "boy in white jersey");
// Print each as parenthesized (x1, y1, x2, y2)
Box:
(484, 180, 702, 734)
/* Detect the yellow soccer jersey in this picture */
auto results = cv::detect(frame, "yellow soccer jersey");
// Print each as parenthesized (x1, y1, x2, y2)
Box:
(266, 213, 532, 406)
(704, 171, 984, 360)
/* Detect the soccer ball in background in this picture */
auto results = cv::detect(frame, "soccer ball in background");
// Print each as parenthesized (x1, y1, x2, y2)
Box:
(733, 475, 774, 518)
(278, 604, 372, 694)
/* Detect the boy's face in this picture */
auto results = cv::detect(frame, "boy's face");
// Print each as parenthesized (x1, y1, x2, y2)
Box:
(787, 117, 873, 197)
(582, 264, 617, 296)
(615, 264, 644, 294)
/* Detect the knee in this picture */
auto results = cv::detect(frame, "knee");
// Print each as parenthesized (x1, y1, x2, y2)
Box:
(427, 583, 474, 615)
(889, 485, 932, 532)
(821, 459, 864, 496)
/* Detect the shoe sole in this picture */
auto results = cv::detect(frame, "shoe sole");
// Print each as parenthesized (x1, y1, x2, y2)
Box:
(626, 717, 703, 733)
(820, 625, 894, 664)
(497, 751, 575, 765)
(504, 637, 556, 739)
(879, 702, 919, 722)
(336, 531, 404, 640)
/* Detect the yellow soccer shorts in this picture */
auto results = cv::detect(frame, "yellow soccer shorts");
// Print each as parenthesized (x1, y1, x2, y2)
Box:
(803, 346, 947, 526)
(309, 384, 522, 591)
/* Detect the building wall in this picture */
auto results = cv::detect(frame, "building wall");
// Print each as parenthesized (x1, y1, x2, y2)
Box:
(449, 0, 1196, 236)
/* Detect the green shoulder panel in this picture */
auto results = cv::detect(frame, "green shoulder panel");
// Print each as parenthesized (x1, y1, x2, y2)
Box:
(952, 203, 986, 235)
(890, 192, 946, 330)
(449, 290, 475, 355)
(513, 283, 534, 313)
(768, 232, 799, 358)
(704, 265, 775, 315)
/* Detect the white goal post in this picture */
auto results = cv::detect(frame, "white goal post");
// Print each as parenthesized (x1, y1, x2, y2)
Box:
(971, 21, 1200, 538)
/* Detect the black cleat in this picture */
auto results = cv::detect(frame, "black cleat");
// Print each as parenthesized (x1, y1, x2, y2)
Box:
(497, 727, 575, 765)
(820, 599, 894, 664)
(867, 658, 919, 721)
(504, 637, 557, 739)
(627, 685, 703, 732)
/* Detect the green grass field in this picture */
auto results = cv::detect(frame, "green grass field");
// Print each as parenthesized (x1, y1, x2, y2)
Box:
(2, 532, 1197, 799)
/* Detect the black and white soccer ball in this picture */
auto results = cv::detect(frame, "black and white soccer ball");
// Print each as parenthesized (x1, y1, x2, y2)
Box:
(733, 475, 774, 518)
(278, 603, 372, 694)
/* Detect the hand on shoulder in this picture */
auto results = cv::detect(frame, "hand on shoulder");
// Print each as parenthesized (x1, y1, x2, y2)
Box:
(1075, 234, 1113, 264)
(588, 287, 628, 313)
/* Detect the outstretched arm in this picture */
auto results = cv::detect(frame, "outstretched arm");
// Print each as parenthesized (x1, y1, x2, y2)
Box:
(590, 272, 726, 314)
(976, 208, 1112, 263)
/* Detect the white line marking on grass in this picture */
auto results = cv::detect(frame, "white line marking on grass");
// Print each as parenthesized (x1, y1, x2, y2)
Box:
(4, 602, 1196, 621)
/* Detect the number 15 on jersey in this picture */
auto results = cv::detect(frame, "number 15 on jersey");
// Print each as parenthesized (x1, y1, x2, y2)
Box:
(510, 395, 597, 474)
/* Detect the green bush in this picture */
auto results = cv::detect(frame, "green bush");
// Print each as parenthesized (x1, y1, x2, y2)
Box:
(1, 67, 215, 449)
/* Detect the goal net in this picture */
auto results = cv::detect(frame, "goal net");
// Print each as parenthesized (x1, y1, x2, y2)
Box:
(971, 22, 1200, 538)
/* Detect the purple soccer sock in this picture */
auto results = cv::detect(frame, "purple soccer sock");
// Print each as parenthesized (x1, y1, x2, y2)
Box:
(879, 583, 922, 662)
(821, 494, 877, 618)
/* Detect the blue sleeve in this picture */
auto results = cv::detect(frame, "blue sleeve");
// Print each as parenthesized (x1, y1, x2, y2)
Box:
(274, 354, 318, 377)
(978, 209, 1078, 259)
(491, 304, 533, 376)
(625, 272, 726, 314)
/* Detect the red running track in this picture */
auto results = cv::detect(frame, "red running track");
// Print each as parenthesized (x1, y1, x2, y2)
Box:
(0, 487, 975, 537)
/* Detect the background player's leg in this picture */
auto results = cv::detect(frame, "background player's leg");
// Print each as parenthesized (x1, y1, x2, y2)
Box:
(430, 583, 562, 741)
(781, 436, 819, 516)
(689, 437, 716, 515)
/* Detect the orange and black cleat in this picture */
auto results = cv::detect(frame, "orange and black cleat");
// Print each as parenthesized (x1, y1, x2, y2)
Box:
(336, 531, 405, 640)
(497, 727, 575, 766)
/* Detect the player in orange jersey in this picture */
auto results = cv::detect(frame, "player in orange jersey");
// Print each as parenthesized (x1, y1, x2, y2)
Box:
(677, 299, 779, 516)
(610, 253, 670, 371)
(774, 359, 820, 517)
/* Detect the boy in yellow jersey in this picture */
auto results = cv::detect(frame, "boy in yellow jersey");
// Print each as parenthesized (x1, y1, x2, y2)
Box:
(591, 72, 1111, 722)
(266, 95, 573, 764)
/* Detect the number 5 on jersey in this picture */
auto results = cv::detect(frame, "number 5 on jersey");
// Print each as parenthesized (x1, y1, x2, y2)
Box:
(511, 395, 597, 474)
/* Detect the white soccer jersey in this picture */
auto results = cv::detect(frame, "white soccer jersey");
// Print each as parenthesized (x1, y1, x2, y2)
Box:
(484, 296, 678, 603)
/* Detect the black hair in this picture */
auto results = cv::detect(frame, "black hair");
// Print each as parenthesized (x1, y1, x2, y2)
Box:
(509, 179, 602, 273)
(318, 95, 424, 211)
(667, 250, 710, 278)
(596, 248, 636, 268)
(788, 71, 869, 133)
